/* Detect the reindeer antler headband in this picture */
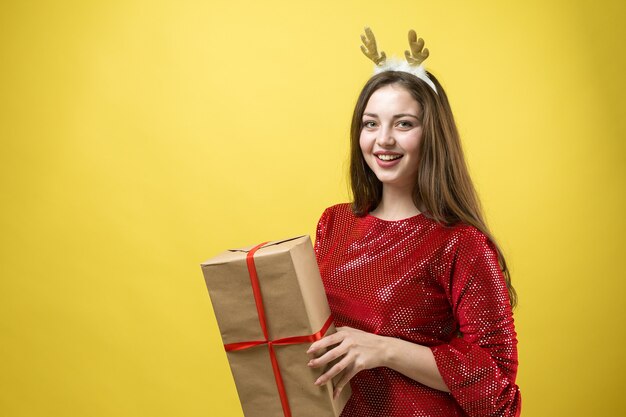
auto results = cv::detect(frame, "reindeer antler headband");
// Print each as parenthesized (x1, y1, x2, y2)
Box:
(360, 27, 437, 94)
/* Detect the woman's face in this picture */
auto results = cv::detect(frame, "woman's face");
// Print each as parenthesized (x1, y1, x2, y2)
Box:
(359, 84, 424, 190)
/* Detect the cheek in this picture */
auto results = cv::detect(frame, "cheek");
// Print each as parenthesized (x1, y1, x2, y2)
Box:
(359, 132, 371, 154)
(403, 129, 423, 155)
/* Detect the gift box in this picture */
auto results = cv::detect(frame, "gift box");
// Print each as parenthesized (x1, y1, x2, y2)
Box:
(200, 235, 351, 417)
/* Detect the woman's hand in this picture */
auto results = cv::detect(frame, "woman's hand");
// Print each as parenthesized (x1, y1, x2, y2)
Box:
(307, 326, 450, 395)
(307, 326, 389, 399)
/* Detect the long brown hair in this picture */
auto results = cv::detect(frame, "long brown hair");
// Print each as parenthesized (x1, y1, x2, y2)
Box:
(349, 71, 517, 308)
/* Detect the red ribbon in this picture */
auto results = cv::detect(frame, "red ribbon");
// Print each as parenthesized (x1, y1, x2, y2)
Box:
(223, 242, 333, 417)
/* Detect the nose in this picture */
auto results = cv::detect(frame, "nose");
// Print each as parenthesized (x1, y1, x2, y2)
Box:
(376, 124, 395, 147)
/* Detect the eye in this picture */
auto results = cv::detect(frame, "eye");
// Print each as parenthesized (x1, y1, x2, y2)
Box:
(397, 120, 414, 128)
(362, 120, 377, 128)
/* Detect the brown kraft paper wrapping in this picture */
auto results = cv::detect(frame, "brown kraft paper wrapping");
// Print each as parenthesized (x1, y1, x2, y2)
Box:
(200, 235, 351, 417)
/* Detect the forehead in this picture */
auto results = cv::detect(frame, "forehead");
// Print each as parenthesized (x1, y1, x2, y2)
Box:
(364, 84, 421, 114)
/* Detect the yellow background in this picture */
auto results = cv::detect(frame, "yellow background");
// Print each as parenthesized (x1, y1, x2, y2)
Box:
(1, 0, 624, 415)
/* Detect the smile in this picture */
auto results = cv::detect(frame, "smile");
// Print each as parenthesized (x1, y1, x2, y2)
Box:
(376, 154, 403, 161)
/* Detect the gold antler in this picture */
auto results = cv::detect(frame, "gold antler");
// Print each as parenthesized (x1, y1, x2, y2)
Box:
(404, 29, 429, 66)
(360, 27, 386, 66)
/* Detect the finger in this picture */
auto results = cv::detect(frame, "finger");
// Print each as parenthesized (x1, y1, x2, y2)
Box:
(308, 342, 348, 368)
(335, 326, 353, 331)
(314, 354, 352, 386)
(333, 365, 358, 399)
(307, 332, 343, 354)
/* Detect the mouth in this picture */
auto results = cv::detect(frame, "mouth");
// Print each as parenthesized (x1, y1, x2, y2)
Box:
(375, 153, 403, 161)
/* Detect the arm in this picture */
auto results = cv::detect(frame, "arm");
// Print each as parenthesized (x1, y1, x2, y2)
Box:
(307, 326, 449, 398)
(428, 228, 521, 416)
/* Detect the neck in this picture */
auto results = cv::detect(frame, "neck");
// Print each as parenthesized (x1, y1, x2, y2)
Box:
(370, 183, 424, 221)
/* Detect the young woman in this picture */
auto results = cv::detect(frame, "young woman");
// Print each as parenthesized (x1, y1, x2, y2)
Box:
(307, 30, 521, 417)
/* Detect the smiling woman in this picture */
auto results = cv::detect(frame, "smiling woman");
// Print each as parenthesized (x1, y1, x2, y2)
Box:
(307, 28, 521, 417)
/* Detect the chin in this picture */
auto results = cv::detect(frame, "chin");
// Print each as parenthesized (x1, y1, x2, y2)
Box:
(375, 176, 403, 186)
(372, 171, 416, 188)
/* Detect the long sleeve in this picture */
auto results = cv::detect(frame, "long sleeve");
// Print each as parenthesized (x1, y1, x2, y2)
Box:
(430, 227, 521, 417)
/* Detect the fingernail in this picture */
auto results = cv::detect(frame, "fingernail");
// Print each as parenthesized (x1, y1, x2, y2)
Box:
(307, 360, 313, 366)
(314, 378, 321, 385)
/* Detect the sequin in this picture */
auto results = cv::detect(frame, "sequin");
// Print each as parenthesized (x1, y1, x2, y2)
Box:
(314, 203, 521, 417)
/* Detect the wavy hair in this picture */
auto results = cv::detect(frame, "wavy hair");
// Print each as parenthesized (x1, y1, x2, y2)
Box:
(349, 71, 517, 308)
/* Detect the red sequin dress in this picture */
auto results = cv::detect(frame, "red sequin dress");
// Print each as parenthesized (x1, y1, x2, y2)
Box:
(314, 203, 521, 417)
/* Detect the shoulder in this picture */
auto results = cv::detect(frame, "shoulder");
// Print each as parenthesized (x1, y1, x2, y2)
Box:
(314, 203, 354, 246)
(316, 202, 354, 226)
(438, 224, 509, 305)
(428, 222, 499, 272)
(454, 224, 498, 257)
(428, 219, 495, 252)
(314, 203, 354, 259)
(448, 224, 504, 287)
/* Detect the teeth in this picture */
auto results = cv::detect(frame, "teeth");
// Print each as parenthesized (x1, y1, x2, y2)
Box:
(377, 154, 402, 161)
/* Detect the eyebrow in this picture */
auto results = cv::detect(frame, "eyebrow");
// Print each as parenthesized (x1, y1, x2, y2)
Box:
(363, 112, 420, 120)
